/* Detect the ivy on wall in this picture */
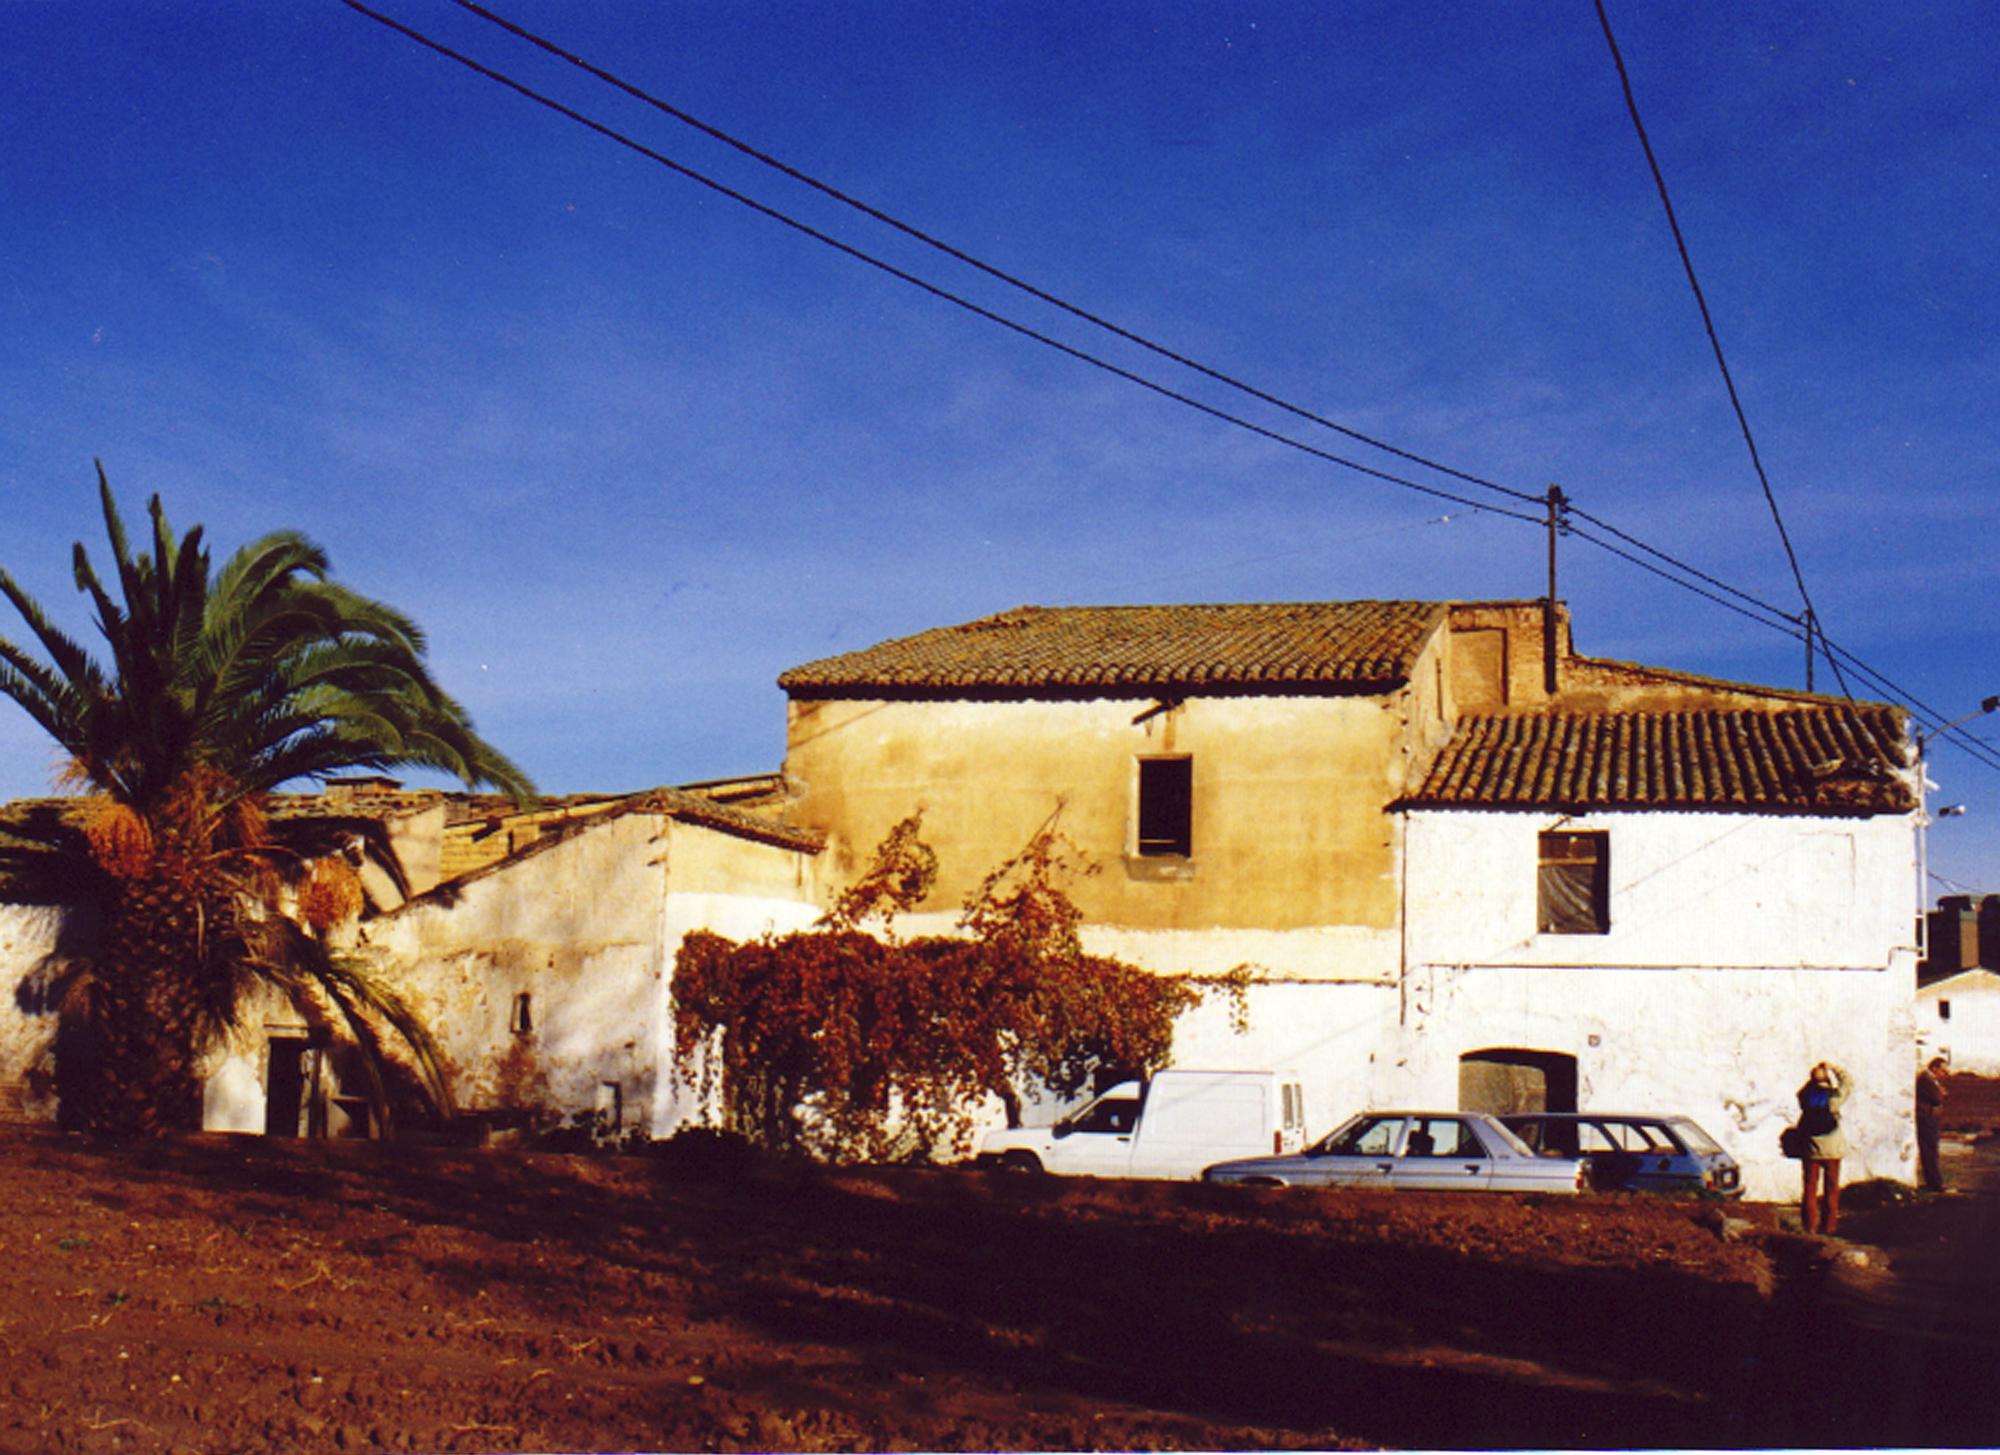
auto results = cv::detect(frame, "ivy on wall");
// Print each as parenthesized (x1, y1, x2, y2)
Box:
(673, 813, 1207, 1161)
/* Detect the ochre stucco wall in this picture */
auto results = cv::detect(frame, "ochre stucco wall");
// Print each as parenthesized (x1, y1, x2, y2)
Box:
(784, 690, 1422, 938)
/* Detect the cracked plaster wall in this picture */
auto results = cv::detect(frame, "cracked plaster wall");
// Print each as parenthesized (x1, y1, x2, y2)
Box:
(354, 812, 823, 1137)
(1403, 808, 1919, 1200)
(354, 811, 673, 1132)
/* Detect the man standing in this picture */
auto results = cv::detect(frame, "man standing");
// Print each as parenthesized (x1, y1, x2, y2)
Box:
(1917, 1056, 1950, 1193)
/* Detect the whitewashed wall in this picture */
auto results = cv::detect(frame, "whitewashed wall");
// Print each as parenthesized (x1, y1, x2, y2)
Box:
(353, 810, 676, 1134)
(648, 819, 825, 1138)
(1149, 978, 1397, 1139)
(1402, 808, 1919, 1200)
(1404, 809, 1913, 971)
(1918, 970, 2000, 1076)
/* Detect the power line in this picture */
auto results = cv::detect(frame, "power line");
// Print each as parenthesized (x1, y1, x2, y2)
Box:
(343, 1, 1992, 776)
(1813, 642, 2000, 772)
(1564, 521, 1806, 639)
(339, 0, 1542, 525)
(1565, 502, 1802, 628)
(1593, 0, 1845, 696)
(444, 0, 1546, 511)
(443, 0, 1881, 681)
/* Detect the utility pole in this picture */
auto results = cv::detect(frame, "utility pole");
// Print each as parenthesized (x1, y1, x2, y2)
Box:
(1543, 484, 1567, 697)
(1802, 608, 1816, 693)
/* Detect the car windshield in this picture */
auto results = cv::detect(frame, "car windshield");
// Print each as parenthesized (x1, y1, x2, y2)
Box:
(1312, 1115, 1403, 1156)
(1667, 1119, 1724, 1155)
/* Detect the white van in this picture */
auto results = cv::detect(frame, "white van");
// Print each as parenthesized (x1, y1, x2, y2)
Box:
(975, 1069, 1308, 1180)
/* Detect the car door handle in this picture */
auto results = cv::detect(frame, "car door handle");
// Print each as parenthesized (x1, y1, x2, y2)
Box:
(1377, 1162, 1394, 1172)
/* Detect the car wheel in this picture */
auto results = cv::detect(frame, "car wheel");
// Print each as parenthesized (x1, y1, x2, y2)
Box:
(999, 1151, 1045, 1174)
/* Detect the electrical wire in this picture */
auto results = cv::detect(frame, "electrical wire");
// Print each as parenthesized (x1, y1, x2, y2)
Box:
(1565, 502, 1802, 627)
(1563, 522, 1807, 640)
(442, 0, 1877, 675)
(339, 0, 1544, 524)
(1813, 643, 2000, 771)
(443, 0, 1547, 511)
(342, 0, 1994, 776)
(1594, 0, 1847, 697)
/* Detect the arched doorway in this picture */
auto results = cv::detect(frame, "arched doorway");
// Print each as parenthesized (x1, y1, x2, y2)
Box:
(1458, 1048, 1578, 1116)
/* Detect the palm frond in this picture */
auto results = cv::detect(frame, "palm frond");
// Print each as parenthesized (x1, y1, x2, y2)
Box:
(0, 570, 109, 705)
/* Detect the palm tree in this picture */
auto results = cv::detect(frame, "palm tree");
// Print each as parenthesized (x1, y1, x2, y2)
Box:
(0, 466, 535, 1134)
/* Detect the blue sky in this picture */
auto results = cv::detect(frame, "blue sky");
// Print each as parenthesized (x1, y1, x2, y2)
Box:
(4, 2, 1998, 896)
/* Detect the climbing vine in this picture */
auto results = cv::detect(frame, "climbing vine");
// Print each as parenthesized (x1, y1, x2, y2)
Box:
(673, 814, 1211, 1161)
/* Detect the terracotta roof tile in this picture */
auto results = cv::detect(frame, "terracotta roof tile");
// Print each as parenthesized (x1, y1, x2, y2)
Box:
(438, 786, 820, 851)
(1402, 705, 1913, 815)
(779, 601, 1452, 696)
(632, 786, 824, 852)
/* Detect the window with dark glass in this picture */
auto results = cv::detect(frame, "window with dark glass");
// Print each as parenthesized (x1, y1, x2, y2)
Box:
(1136, 757, 1192, 857)
(1538, 830, 1609, 934)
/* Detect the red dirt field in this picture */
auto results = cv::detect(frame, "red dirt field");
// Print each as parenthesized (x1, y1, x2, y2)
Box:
(0, 1125, 1986, 1454)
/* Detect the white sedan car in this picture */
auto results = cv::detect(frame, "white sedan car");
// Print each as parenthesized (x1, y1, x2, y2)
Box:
(1201, 1110, 1587, 1194)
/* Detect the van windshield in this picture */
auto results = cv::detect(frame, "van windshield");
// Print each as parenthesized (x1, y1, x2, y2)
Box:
(1063, 1097, 1139, 1135)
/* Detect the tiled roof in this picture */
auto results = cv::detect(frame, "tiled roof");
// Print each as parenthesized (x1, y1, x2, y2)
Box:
(267, 789, 447, 821)
(439, 792, 622, 828)
(779, 601, 1451, 696)
(440, 787, 820, 852)
(1403, 705, 1913, 814)
(633, 786, 824, 852)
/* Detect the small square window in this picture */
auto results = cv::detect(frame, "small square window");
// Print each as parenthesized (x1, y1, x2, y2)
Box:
(1136, 757, 1192, 857)
(1538, 830, 1609, 934)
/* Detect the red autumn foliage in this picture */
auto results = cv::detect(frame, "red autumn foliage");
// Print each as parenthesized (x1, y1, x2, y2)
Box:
(673, 815, 1200, 1161)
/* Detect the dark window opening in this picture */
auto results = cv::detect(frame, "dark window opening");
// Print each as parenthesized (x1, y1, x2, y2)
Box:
(510, 992, 533, 1035)
(1137, 757, 1192, 857)
(264, 1036, 315, 1138)
(1939, 999, 1952, 1021)
(1538, 830, 1609, 934)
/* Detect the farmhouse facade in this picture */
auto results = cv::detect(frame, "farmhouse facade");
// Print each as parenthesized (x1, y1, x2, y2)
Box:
(774, 600, 1920, 1197)
(1, 597, 1925, 1198)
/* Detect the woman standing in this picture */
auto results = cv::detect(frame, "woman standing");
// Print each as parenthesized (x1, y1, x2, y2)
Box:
(1797, 1062, 1851, 1234)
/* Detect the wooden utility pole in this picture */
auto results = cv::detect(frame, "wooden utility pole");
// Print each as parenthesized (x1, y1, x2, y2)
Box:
(1544, 484, 1567, 697)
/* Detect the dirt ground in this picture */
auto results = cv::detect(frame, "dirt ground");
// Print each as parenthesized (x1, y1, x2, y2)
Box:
(0, 1122, 1988, 1455)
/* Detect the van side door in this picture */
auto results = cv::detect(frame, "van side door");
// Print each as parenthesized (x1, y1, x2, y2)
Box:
(1044, 1089, 1142, 1177)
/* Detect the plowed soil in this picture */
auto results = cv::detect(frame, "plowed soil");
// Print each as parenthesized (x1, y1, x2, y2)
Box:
(0, 1125, 1982, 1453)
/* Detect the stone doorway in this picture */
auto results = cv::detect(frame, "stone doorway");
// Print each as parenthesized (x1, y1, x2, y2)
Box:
(1458, 1048, 1578, 1116)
